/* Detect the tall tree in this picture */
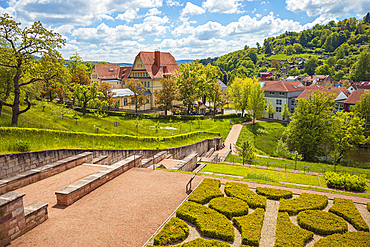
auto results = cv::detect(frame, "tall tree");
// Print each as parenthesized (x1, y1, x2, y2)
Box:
(209, 82, 226, 117)
(71, 68, 91, 86)
(247, 81, 266, 124)
(0, 66, 14, 117)
(285, 92, 335, 161)
(350, 49, 370, 82)
(177, 77, 198, 114)
(73, 82, 106, 116)
(235, 140, 256, 166)
(304, 57, 318, 75)
(154, 79, 177, 115)
(315, 64, 331, 76)
(0, 14, 65, 125)
(226, 77, 253, 117)
(98, 82, 117, 108)
(125, 79, 149, 113)
(281, 103, 290, 120)
(266, 101, 275, 117)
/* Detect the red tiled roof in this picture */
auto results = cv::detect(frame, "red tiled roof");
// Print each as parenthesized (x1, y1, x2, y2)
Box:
(137, 51, 179, 79)
(344, 89, 370, 105)
(262, 80, 303, 92)
(93, 64, 121, 79)
(303, 75, 329, 83)
(296, 87, 344, 100)
(119, 66, 131, 79)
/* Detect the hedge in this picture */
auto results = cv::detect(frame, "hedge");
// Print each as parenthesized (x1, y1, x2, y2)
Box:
(329, 198, 369, 232)
(279, 193, 328, 215)
(188, 178, 224, 204)
(297, 210, 348, 235)
(153, 217, 189, 245)
(176, 201, 234, 242)
(255, 187, 293, 200)
(147, 238, 231, 247)
(367, 202, 370, 212)
(208, 197, 249, 219)
(325, 172, 367, 192)
(232, 208, 265, 246)
(313, 231, 370, 247)
(224, 182, 267, 209)
(275, 212, 314, 247)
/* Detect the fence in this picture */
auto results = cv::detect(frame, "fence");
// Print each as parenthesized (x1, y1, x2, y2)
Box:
(223, 157, 370, 179)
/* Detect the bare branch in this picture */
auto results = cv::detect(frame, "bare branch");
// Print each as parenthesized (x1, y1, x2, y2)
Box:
(0, 99, 13, 107)
(19, 96, 31, 114)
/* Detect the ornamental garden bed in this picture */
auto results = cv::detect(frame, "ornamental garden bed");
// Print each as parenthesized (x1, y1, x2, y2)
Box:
(146, 179, 370, 247)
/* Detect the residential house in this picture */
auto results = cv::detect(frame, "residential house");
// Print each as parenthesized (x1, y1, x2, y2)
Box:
(90, 64, 131, 89)
(344, 89, 370, 112)
(302, 75, 335, 86)
(260, 72, 273, 79)
(111, 88, 152, 110)
(348, 81, 370, 93)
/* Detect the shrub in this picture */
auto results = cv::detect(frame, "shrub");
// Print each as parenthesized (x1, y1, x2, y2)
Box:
(224, 182, 267, 209)
(176, 201, 234, 242)
(208, 197, 249, 219)
(275, 212, 314, 247)
(13, 140, 31, 152)
(188, 178, 224, 204)
(232, 208, 265, 246)
(255, 187, 293, 200)
(177, 238, 231, 247)
(325, 172, 367, 192)
(367, 202, 370, 212)
(297, 210, 347, 235)
(279, 193, 328, 215)
(313, 231, 370, 247)
(329, 198, 369, 232)
(153, 217, 189, 245)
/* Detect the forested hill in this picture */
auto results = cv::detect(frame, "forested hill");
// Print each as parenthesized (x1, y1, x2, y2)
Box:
(196, 13, 370, 84)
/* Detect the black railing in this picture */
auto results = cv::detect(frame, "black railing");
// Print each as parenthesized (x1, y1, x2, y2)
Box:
(186, 174, 196, 194)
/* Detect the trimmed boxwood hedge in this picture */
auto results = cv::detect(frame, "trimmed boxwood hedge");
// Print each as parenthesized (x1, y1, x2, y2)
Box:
(224, 182, 267, 209)
(232, 208, 265, 246)
(297, 210, 348, 235)
(325, 172, 367, 192)
(329, 198, 369, 232)
(153, 217, 189, 245)
(279, 193, 328, 215)
(313, 231, 370, 247)
(208, 197, 249, 219)
(255, 187, 293, 200)
(147, 238, 231, 247)
(188, 178, 224, 204)
(275, 212, 314, 247)
(176, 201, 235, 242)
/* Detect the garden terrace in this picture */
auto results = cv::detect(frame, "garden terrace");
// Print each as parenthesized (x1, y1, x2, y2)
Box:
(224, 182, 267, 209)
(279, 193, 328, 215)
(313, 231, 370, 247)
(187, 178, 224, 204)
(208, 197, 249, 219)
(232, 208, 265, 246)
(255, 187, 293, 200)
(153, 217, 189, 246)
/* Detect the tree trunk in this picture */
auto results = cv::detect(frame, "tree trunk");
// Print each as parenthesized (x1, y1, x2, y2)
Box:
(83, 101, 87, 116)
(0, 103, 2, 117)
(11, 82, 21, 126)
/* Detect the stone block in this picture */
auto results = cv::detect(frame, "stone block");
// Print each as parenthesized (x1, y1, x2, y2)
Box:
(12, 207, 24, 218)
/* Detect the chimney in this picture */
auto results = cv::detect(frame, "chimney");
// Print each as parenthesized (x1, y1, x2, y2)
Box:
(155, 50, 161, 67)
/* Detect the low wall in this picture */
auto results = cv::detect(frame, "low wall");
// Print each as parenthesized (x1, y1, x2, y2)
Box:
(0, 192, 48, 246)
(0, 137, 222, 180)
(0, 152, 93, 195)
(141, 151, 167, 168)
(172, 152, 198, 172)
(55, 155, 142, 206)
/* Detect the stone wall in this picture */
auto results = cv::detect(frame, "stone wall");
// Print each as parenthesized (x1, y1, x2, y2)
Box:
(0, 137, 222, 180)
(172, 152, 198, 172)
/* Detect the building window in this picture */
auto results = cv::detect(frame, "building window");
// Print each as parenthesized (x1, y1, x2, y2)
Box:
(291, 99, 295, 105)
(276, 107, 282, 112)
(143, 82, 146, 87)
(291, 108, 294, 113)
(279, 92, 285, 95)
(124, 98, 127, 106)
(147, 82, 150, 87)
(269, 92, 274, 95)
(269, 114, 274, 119)
(146, 99, 149, 104)
(276, 99, 282, 105)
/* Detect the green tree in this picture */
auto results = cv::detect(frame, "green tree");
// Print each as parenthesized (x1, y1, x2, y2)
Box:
(285, 92, 335, 161)
(304, 57, 318, 75)
(290, 151, 303, 170)
(125, 79, 149, 113)
(235, 140, 256, 166)
(154, 79, 177, 115)
(266, 101, 275, 117)
(0, 66, 14, 117)
(209, 82, 226, 117)
(247, 81, 266, 124)
(281, 103, 290, 120)
(73, 82, 106, 116)
(274, 138, 290, 159)
(315, 64, 331, 76)
(71, 68, 91, 86)
(177, 77, 198, 114)
(98, 82, 117, 108)
(293, 43, 303, 53)
(329, 111, 366, 168)
(226, 77, 253, 117)
(67, 53, 88, 74)
(350, 49, 370, 81)
(0, 14, 65, 125)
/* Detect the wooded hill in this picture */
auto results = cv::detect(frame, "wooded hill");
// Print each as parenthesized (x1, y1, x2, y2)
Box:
(196, 13, 370, 84)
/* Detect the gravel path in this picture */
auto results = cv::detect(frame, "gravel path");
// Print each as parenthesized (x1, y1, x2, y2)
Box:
(259, 200, 279, 247)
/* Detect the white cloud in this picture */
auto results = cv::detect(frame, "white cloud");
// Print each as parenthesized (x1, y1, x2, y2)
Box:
(166, 0, 183, 7)
(116, 9, 139, 23)
(53, 24, 75, 35)
(180, 2, 205, 17)
(202, 0, 244, 14)
(145, 8, 162, 17)
(256, 13, 262, 18)
(286, 0, 369, 18)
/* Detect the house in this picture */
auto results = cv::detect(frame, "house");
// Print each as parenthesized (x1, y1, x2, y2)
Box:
(90, 64, 131, 89)
(348, 81, 370, 93)
(111, 88, 152, 110)
(343, 89, 370, 112)
(217, 80, 227, 91)
(262, 80, 305, 121)
(260, 72, 273, 79)
(302, 75, 335, 86)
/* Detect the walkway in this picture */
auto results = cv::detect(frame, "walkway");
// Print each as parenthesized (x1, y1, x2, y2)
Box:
(11, 168, 202, 247)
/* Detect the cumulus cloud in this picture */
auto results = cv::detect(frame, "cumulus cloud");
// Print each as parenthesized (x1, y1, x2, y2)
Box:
(116, 9, 139, 23)
(202, 0, 244, 14)
(180, 2, 205, 17)
(286, 0, 369, 18)
(166, 0, 183, 7)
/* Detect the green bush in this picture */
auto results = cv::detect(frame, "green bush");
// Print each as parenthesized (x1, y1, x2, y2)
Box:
(13, 140, 31, 152)
(367, 202, 370, 212)
(325, 172, 367, 192)
(153, 217, 189, 245)
(275, 212, 314, 247)
(329, 198, 369, 232)
(297, 210, 347, 235)
(188, 178, 224, 204)
(224, 182, 266, 209)
(173, 238, 231, 247)
(255, 187, 293, 200)
(313, 231, 370, 247)
(209, 197, 249, 219)
(279, 193, 328, 215)
(232, 208, 265, 246)
(176, 201, 234, 242)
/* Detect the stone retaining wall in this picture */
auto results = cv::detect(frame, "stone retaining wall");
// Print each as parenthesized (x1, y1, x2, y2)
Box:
(141, 151, 168, 168)
(0, 137, 222, 180)
(172, 152, 198, 172)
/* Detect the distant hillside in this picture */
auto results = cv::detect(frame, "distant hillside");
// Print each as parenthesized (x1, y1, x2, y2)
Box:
(177, 59, 193, 65)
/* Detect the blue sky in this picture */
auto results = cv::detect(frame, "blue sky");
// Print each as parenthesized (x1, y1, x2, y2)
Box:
(0, 0, 369, 63)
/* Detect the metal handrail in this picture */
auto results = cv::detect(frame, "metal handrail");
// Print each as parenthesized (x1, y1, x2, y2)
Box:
(186, 174, 196, 194)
